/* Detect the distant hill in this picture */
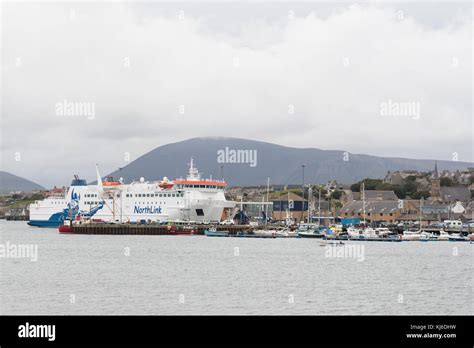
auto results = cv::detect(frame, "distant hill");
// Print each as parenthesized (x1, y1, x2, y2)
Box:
(0, 171, 44, 194)
(104, 137, 473, 186)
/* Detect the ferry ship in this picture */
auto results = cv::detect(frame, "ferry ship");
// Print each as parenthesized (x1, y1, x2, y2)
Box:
(28, 159, 235, 227)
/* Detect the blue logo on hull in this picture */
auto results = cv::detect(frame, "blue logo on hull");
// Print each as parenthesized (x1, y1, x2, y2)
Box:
(44, 189, 104, 225)
(134, 206, 162, 214)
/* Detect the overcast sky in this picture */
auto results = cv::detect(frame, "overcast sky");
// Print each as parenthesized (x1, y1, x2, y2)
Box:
(1, 1, 472, 188)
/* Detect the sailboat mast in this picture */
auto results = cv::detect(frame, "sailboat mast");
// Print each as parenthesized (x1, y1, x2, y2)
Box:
(265, 177, 270, 226)
(419, 198, 423, 230)
(307, 185, 311, 223)
(318, 188, 321, 226)
(362, 182, 366, 225)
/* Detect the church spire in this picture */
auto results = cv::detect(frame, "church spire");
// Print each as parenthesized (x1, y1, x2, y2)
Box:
(433, 161, 439, 179)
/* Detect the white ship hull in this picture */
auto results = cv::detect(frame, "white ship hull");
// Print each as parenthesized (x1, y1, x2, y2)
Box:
(28, 159, 235, 227)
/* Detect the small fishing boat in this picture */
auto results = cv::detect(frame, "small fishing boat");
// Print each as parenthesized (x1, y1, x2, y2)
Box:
(436, 230, 451, 241)
(274, 228, 298, 238)
(298, 230, 324, 238)
(235, 231, 254, 238)
(402, 230, 422, 241)
(253, 229, 277, 238)
(235, 230, 275, 238)
(167, 224, 197, 235)
(375, 227, 392, 236)
(204, 228, 229, 237)
(448, 233, 470, 242)
(384, 233, 402, 242)
(419, 234, 430, 242)
(336, 231, 350, 240)
(296, 223, 324, 238)
(362, 227, 379, 240)
(58, 220, 73, 233)
(419, 231, 436, 242)
(322, 228, 338, 239)
(347, 227, 365, 240)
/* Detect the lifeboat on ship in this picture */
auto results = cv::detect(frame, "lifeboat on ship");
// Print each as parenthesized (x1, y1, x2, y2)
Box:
(102, 176, 121, 190)
(159, 177, 174, 190)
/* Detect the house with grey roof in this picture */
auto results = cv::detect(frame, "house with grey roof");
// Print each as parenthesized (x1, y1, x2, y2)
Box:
(440, 186, 471, 203)
(364, 190, 398, 201)
(339, 200, 401, 223)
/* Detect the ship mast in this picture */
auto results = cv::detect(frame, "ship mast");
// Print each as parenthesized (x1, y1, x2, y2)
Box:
(187, 157, 200, 181)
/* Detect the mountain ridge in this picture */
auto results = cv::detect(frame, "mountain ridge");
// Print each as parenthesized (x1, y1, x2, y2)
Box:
(104, 137, 473, 186)
(0, 171, 45, 194)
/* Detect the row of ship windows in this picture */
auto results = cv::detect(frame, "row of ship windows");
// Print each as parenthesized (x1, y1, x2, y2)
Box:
(84, 194, 98, 198)
(176, 184, 224, 189)
(83, 201, 172, 205)
(125, 193, 184, 198)
(135, 202, 173, 205)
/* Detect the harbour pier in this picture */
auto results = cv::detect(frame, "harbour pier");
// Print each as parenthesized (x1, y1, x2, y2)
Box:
(67, 223, 254, 236)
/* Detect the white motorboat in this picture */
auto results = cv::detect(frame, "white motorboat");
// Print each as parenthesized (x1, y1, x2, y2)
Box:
(274, 228, 298, 238)
(419, 231, 436, 241)
(436, 230, 451, 241)
(362, 227, 379, 240)
(448, 233, 470, 242)
(347, 226, 364, 240)
(254, 229, 277, 237)
(375, 227, 392, 236)
(402, 230, 422, 241)
(297, 223, 323, 238)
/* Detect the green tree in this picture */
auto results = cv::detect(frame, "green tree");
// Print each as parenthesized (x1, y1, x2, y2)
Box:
(351, 178, 384, 192)
(330, 190, 342, 200)
(403, 180, 417, 195)
(375, 182, 394, 191)
(440, 177, 453, 187)
(363, 179, 383, 190)
(392, 185, 406, 199)
(350, 183, 361, 192)
(411, 191, 430, 199)
(30, 193, 44, 200)
(312, 186, 327, 196)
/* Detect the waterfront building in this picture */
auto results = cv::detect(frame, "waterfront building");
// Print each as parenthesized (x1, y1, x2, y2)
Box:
(439, 186, 471, 203)
(271, 191, 307, 222)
